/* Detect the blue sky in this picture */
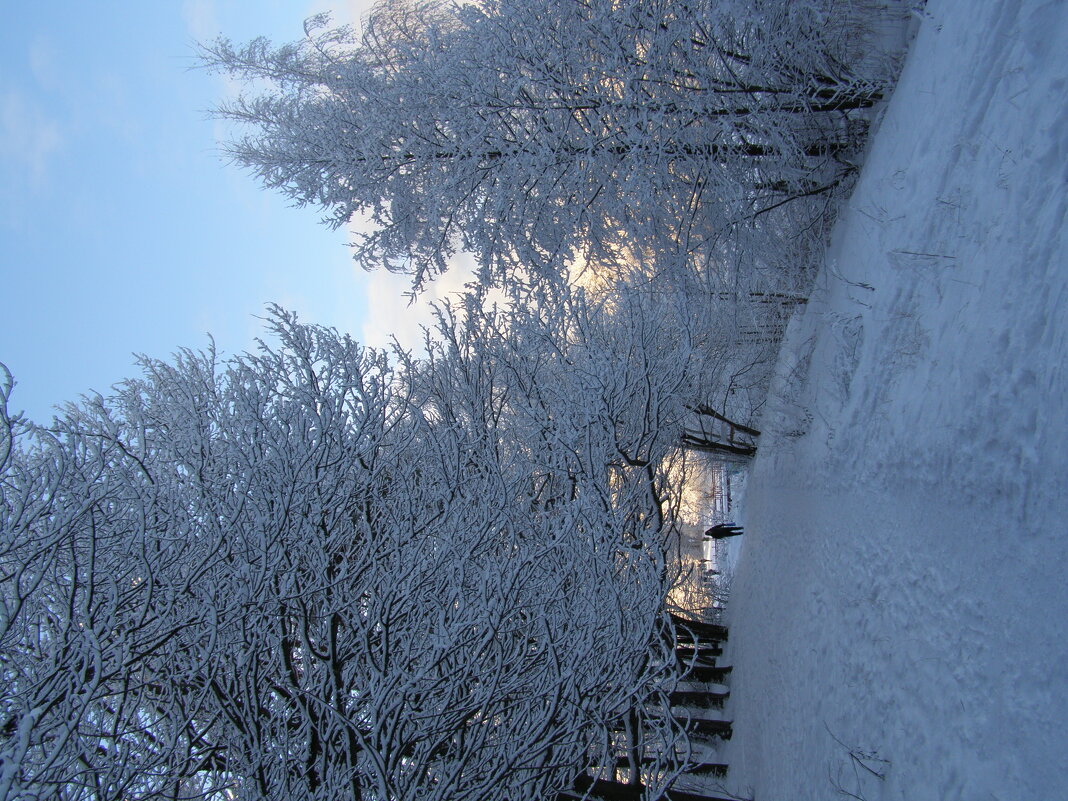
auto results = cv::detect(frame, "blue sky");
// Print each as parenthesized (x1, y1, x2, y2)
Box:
(0, 1, 459, 422)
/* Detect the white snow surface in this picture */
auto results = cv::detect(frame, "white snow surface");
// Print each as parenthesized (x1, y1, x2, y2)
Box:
(720, 1, 1068, 799)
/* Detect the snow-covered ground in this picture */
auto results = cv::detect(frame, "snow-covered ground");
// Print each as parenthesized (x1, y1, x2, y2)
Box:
(719, 1, 1068, 799)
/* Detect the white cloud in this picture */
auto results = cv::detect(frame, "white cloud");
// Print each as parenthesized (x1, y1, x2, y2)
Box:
(28, 37, 61, 92)
(304, 0, 378, 28)
(359, 253, 477, 352)
(0, 87, 62, 192)
(181, 0, 221, 42)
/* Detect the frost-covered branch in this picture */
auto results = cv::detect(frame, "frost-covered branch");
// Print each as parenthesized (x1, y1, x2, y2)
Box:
(201, 0, 903, 289)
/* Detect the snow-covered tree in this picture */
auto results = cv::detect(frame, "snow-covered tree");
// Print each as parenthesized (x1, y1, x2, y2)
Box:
(0, 365, 226, 800)
(0, 303, 690, 800)
(202, 0, 901, 289)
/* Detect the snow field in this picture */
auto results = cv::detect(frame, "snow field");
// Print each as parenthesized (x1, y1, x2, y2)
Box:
(720, 1, 1068, 799)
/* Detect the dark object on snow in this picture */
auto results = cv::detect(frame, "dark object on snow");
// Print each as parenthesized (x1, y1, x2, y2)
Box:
(669, 613, 729, 642)
(704, 523, 743, 539)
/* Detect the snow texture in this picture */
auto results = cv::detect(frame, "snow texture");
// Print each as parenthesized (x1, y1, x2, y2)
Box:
(721, 1, 1068, 799)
